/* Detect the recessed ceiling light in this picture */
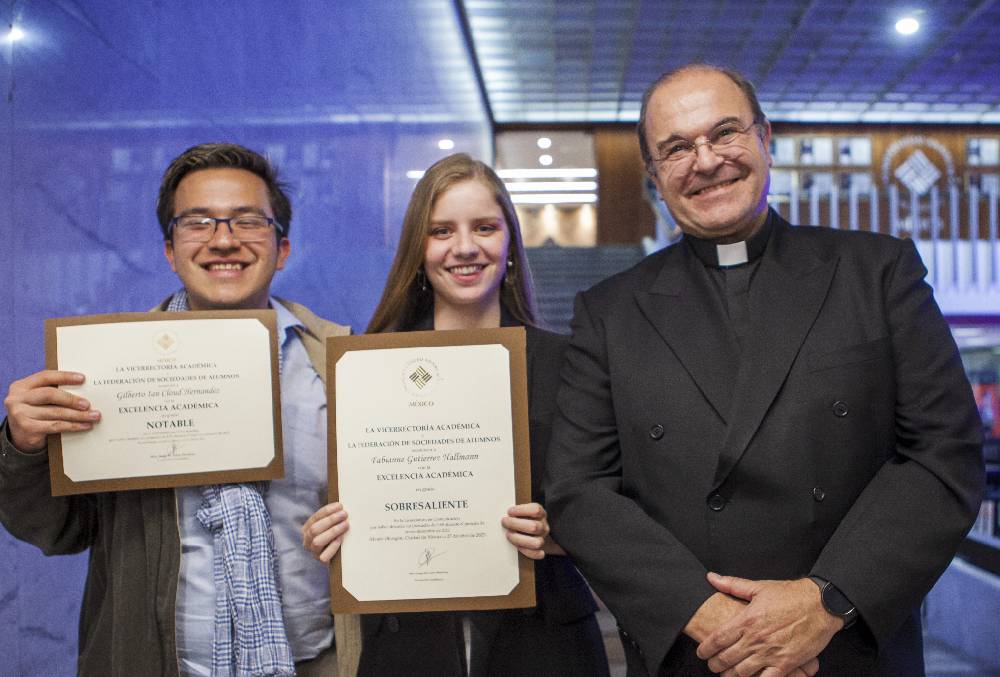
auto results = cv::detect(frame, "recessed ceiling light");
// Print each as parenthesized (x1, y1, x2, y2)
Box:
(895, 16, 920, 35)
(497, 168, 597, 179)
(4, 26, 25, 42)
(504, 181, 598, 193)
(538, 154, 553, 166)
(437, 139, 455, 150)
(511, 193, 598, 205)
(536, 137, 552, 149)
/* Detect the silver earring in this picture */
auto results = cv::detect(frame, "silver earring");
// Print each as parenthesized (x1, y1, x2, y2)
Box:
(417, 268, 427, 291)
(504, 257, 514, 286)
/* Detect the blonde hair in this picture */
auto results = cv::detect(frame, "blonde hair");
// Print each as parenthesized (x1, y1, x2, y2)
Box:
(367, 153, 538, 333)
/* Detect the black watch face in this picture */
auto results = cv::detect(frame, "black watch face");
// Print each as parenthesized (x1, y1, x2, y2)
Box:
(822, 584, 853, 616)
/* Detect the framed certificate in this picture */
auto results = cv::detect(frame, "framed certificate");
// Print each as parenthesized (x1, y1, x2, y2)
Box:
(327, 327, 535, 613)
(44, 311, 283, 496)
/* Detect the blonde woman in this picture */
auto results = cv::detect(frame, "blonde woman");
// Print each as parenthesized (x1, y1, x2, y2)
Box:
(303, 154, 609, 676)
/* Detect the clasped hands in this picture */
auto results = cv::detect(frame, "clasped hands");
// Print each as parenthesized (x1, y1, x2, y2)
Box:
(301, 501, 555, 563)
(686, 572, 844, 677)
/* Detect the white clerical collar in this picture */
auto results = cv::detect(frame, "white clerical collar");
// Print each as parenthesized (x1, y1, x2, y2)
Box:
(716, 241, 749, 267)
(684, 211, 774, 268)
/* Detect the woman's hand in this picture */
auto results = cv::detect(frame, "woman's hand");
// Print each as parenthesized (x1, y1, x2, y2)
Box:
(301, 502, 349, 563)
(501, 502, 559, 560)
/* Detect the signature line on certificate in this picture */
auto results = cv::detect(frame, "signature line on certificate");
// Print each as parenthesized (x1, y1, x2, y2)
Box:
(417, 547, 447, 567)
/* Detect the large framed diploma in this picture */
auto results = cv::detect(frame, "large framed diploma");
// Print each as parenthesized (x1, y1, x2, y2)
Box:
(44, 311, 283, 496)
(327, 327, 535, 613)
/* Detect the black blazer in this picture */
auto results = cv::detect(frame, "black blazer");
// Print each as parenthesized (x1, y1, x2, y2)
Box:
(523, 324, 600, 625)
(546, 214, 984, 676)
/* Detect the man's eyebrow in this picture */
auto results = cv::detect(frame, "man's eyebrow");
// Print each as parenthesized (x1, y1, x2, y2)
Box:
(656, 116, 744, 148)
(174, 206, 268, 217)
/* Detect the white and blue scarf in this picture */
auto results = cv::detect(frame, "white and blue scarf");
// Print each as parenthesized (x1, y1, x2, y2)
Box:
(167, 291, 294, 677)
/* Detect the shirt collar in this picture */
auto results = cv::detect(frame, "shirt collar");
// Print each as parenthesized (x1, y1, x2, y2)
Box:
(683, 210, 774, 268)
(170, 290, 302, 343)
(270, 297, 303, 345)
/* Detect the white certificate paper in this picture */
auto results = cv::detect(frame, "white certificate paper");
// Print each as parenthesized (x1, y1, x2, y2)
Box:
(328, 328, 534, 613)
(45, 311, 282, 495)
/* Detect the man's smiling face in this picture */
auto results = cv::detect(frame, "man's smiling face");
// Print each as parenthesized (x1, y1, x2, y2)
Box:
(644, 67, 772, 243)
(163, 167, 289, 310)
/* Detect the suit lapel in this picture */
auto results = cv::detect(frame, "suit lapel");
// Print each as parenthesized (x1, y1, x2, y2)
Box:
(711, 220, 839, 490)
(635, 244, 740, 423)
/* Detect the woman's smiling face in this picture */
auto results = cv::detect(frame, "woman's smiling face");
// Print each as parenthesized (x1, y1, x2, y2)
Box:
(423, 179, 511, 317)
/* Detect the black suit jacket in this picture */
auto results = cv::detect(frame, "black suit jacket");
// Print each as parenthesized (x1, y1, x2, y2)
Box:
(545, 214, 984, 676)
(523, 324, 600, 626)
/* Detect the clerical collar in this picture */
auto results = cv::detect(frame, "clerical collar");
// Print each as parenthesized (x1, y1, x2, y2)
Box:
(684, 211, 774, 268)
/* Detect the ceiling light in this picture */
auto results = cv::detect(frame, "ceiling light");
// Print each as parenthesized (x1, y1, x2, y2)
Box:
(438, 139, 455, 150)
(497, 168, 597, 179)
(406, 170, 425, 180)
(4, 25, 25, 42)
(511, 193, 598, 205)
(536, 137, 552, 149)
(538, 154, 553, 166)
(895, 16, 920, 35)
(505, 181, 597, 192)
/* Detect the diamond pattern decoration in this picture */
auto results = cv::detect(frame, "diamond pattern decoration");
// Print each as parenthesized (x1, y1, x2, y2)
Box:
(894, 149, 943, 195)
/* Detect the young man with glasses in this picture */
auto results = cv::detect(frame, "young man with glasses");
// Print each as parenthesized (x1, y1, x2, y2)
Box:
(545, 65, 984, 676)
(0, 143, 463, 676)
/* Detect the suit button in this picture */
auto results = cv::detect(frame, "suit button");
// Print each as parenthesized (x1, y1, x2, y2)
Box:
(649, 424, 664, 440)
(812, 486, 826, 502)
(832, 400, 849, 417)
(707, 493, 726, 511)
(385, 615, 400, 633)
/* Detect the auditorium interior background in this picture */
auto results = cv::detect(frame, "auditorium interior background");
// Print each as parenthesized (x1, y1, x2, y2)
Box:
(1, 1, 999, 675)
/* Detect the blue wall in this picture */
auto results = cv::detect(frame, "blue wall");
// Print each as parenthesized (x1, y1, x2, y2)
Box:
(0, 2, 491, 674)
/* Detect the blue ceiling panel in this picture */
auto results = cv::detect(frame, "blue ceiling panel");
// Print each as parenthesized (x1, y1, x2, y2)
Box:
(464, 0, 1000, 124)
(7, 1, 486, 129)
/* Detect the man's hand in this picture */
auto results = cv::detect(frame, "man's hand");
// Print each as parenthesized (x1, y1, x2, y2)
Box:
(301, 502, 349, 563)
(4, 371, 99, 452)
(696, 573, 840, 677)
(684, 591, 748, 643)
(501, 502, 551, 560)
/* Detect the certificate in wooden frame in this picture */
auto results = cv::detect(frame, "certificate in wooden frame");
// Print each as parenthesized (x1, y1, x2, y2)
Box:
(44, 310, 282, 496)
(327, 327, 535, 614)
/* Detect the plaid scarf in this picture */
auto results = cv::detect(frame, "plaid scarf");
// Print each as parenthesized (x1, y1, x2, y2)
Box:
(167, 291, 294, 677)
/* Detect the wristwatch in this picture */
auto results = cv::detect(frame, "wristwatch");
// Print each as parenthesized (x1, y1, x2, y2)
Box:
(809, 576, 858, 629)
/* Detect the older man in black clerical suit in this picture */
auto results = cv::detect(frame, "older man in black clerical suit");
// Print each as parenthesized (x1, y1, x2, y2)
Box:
(545, 63, 985, 677)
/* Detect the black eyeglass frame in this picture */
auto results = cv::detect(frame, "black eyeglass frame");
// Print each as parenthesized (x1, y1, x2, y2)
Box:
(166, 215, 287, 241)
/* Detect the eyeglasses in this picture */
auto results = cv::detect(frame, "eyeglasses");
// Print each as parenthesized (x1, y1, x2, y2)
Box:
(651, 121, 762, 167)
(168, 215, 286, 243)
